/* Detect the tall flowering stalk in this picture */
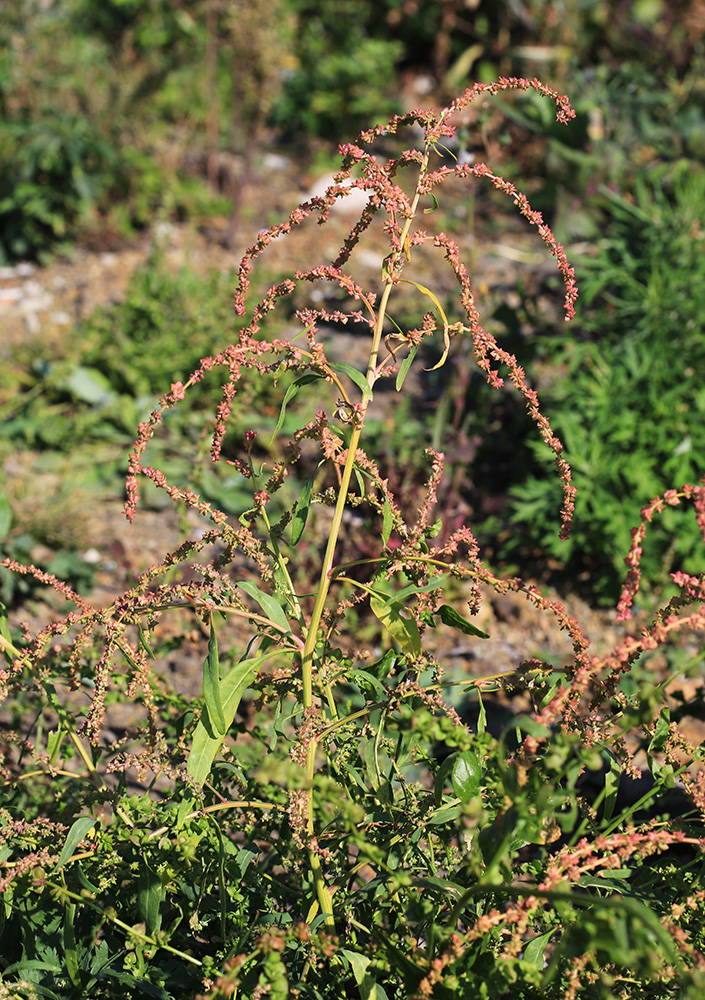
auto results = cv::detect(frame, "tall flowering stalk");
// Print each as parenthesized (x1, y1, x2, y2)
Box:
(2, 79, 705, 998)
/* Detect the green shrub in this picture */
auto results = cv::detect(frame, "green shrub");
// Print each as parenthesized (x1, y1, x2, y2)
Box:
(501, 168, 705, 603)
(0, 114, 118, 264)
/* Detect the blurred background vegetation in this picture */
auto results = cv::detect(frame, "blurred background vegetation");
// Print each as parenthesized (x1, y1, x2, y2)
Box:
(2, 0, 705, 607)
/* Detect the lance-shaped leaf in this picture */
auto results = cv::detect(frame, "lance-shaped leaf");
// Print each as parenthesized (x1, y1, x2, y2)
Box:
(138, 864, 163, 936)
(203, 617, 226, 736)
(434, 603, 489, 639)
(291, 467, 317, 545)
(369, 593, 421, 656)
(399, 278, 451, 371)
(329, 361, 373, 398)
(238, 580, 290, 633)
(396, 342, 418, 392)
(271, 371, 321, 440)
(54, 816, 97, 872)
(381, 496, 393, 547)
(187, 654, 262, 784)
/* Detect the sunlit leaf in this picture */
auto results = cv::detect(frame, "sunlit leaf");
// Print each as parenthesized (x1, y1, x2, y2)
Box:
(292, 467, 316, 545)
(238, 580, 290, 633)
(271, 371, 321, 440)
(451, 750, 482, 802)
(382, 496, 393, 547)
(187, 654, 262, 784)
(395, 343, 418, 391)
(436, 603, 489, 639)
(369, 594, 421, 656)
(203, 617, 226, 736)
(329, 361, 373, 398)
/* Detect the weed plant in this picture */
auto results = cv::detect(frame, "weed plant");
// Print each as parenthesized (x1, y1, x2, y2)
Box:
(500, 167, 705, 603)
(2, 80, 705, 999)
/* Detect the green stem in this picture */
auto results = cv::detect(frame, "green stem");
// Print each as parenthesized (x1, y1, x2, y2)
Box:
(298, 137, 435, 932)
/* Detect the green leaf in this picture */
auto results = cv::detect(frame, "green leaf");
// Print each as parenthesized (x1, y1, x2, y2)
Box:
(329, 361, 373, 398)
(63, 902, 80, 987)
(428, 800, 462, 824)
(354, 467, 366, 498)
(381, 496, 393, 547)
(341, 950, 389, 1000)
(0, 601, 15, 667)
(434, 753, 457, 806)
(398, 279, 451, 370)
(187, 654, 262, 784)
(54, 816, 96, 872)
(0, 492, 12, 539)
(424, 192, 440, 213)
(451, 750, 482, 802)
(395, 342, 418, 391)
(394, 574, 447, 602)
(436, 604, 489, 639)
(138, 864, 163, 936)
(62, 365, 116, 405)
(271, 371, 321, 441)
(46, 727, 65, 765)
(203, 617, 226, 736)
(476, 689, 487, 736)
(412, 875, 464, 898)
(238, 580, 290, 633)
(362, 738, 380, 790)
(369, 594, 421, 656)
(292, 468, 316, 545)
(602, 752, 621, 823)
(523, 929, 554, 970)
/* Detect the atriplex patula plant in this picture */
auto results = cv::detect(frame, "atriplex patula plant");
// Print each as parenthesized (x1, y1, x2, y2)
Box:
(2, 78, 705, 999)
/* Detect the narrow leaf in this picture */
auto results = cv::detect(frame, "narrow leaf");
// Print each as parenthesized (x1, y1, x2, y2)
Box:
(329, 361, 373, 398)
(354, 467, 366, 499)
(46, 727, 65, 765)
(137, 622, 156, 660)
(138, 864, 163, 936)
(0, 493, 11, 539)
(395, 343, 418, 392)
(291, 468, 316, 545)
(394, 574, 448, 602)
(423, 192, 440, 214)
(203, 617, 226, 736)
(602, 753, 621, 823)
(436, 604, 489, 639)
(271, 372, 321, 441)
(238, 580, 290, 633)
(54, 817, 96, 872)
(476, 688, 487, 736)
(381, 497, 393, 547)
(63, 902, 80, 987)
(399, 278, 451, 371)
(369, 595, 421, 656)
(187, 655, 261, 783)
(0, 601, 15, 667)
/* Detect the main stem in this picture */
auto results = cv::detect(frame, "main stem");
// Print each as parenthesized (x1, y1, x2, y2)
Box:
(299, 141, 433, 929)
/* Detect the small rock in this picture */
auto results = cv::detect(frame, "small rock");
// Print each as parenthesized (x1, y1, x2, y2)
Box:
(25, 312, 41, 334)
(50, 310, 72, 325)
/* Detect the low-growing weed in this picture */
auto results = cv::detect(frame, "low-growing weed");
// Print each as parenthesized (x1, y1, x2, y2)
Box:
(2, 80, 705, 1000)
